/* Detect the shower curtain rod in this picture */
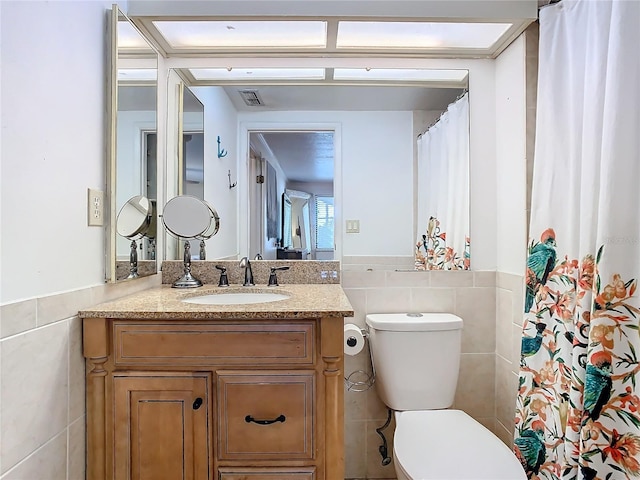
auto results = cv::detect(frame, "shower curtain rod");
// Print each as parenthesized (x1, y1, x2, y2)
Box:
(417, 89, 468, 138)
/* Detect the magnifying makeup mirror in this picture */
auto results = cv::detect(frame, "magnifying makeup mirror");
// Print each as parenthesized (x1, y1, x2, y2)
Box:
(116, 195, 156, 279)
(162, 195, 220, 288)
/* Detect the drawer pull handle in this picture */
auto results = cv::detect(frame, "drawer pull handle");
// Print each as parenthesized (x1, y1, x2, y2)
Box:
(192, 398, 203, 410)
(245, 414, 286, 425)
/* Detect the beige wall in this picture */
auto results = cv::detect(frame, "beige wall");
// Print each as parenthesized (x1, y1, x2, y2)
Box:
(341, 257, 497, 479)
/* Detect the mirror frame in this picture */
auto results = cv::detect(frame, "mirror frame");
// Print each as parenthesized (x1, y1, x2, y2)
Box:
(163, 71, 206, 262)
(106, 6, 160, 283)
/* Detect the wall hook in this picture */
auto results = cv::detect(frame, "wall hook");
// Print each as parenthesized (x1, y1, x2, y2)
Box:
(217, 136, 228, 158)
(228, 170, 237, 189)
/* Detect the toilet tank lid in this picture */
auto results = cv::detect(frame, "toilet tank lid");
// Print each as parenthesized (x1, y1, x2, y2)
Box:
(366, 313, 463, 332)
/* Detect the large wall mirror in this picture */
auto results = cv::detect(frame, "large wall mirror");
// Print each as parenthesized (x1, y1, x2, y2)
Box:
(158, 76, 469, 267)
(106, 7, 159, 282)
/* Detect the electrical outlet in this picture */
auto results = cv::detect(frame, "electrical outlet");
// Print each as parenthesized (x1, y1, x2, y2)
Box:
(346, 219, 360, 233)
(88, 188, 104, 226)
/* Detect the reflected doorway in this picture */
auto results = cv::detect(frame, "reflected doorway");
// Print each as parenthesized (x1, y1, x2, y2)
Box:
(248, 131, 335, 261)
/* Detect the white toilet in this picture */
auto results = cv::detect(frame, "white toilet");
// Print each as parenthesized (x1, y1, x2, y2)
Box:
(365, 313, 526, 480)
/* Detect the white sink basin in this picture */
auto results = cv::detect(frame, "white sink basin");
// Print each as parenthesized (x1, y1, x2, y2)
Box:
(183, 291, 290, 305)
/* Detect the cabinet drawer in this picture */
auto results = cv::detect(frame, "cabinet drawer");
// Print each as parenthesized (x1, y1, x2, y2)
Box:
(217, 371, 315, 461)
(218, 467, 315, 479)
(113, 322, 314, 366)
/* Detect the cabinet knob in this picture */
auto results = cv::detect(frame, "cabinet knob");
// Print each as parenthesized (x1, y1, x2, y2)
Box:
(192, 397, 203, 410)
(245, 414, 286, 425)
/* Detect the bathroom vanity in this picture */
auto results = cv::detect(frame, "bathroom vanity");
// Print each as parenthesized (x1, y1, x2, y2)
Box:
(80, 284, 353, 480)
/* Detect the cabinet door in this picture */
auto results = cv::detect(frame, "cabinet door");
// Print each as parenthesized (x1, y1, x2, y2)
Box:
(114, 373, 210, 480)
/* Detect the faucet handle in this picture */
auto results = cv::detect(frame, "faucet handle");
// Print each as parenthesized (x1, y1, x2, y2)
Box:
(215, 265, 229, 287)
(268, 266, 290, 286)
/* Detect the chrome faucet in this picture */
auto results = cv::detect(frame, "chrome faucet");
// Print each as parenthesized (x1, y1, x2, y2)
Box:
(239, 257, 255, 286)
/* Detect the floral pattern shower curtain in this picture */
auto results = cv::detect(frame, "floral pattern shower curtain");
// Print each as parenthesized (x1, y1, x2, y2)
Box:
(515, 1, 640, 479)
(415, 92, 470, 270)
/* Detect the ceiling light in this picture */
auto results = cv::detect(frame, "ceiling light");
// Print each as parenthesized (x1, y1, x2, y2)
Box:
(153, 20, 327, 48)
(333, 68, 468, 83)
(190, 68, 325, 81)
(336, 21, 512, 50)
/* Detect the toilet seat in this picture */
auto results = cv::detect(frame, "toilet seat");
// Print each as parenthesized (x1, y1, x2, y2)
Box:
(393, 410, 526, 480)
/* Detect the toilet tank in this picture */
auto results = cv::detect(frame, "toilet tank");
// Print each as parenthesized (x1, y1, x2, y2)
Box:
(365, 313, 463, 411)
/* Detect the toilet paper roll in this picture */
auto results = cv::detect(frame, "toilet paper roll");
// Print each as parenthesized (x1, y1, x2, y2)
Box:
(344, 323, 365, 356)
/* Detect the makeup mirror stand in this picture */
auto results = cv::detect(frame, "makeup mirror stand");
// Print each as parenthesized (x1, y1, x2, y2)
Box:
(162, 195, 221, 289)
(127, 239, 139, 279)
(173, 241, 202, 288)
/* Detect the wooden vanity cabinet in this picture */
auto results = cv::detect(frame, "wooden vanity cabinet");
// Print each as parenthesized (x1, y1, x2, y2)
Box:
(83, 316, 345, 480)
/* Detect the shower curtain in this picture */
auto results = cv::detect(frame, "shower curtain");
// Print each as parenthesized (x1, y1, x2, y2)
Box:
(514, 1, 640, 479)
(415, 92, 470, 270)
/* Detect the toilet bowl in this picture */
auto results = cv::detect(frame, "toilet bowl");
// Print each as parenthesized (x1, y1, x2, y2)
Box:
(393, 410, 526, 480)
(365, 313, 526, 480)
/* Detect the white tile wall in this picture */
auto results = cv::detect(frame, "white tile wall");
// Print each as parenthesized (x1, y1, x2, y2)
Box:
(0, 274, 161, 479)
(2, 432, 67, 480)
(1, 321, 69, 474)
(495, 272, 525, 447)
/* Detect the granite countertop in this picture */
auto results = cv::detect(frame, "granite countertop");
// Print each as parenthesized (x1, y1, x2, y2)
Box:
(79, 284, 354, 320)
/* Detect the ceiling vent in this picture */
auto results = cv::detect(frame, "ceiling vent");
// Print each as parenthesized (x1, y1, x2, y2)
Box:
(238, 89, 264, 107)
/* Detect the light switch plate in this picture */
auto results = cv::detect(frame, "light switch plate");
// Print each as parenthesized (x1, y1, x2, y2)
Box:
(88, 188, 104, 226)
(346, 219, 360, 233)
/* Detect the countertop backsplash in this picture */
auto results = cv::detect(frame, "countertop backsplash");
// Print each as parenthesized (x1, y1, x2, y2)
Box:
(161, 260, 341, 285)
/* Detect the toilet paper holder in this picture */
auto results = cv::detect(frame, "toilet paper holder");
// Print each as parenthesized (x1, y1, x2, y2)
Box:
(345, 329, 364, 348)
(344, 327, 375, 392)
(344, 369, 375, 392)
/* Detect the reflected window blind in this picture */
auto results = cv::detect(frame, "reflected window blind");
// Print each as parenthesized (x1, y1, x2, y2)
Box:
(315, 196, 334, 249)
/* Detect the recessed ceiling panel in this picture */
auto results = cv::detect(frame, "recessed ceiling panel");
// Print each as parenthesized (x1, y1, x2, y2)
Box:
(333, 68, 468, 83)
(153, 20, 327, 48)
(190, 68, 325, 81)
(336, 21, 512, 49)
